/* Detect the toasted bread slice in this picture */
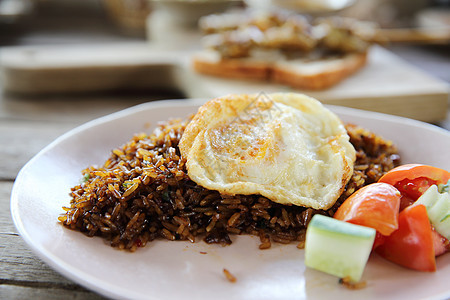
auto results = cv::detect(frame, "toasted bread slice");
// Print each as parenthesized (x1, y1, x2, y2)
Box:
(192, 50, 272, 81)
(192, 50, 367, 90)
(272, 52, 368, 90)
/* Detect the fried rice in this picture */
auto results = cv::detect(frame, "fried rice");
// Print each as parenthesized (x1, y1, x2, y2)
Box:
(59, 118, 400, 252)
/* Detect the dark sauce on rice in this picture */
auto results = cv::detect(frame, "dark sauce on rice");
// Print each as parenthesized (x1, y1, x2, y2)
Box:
(59, 119, 400, 252)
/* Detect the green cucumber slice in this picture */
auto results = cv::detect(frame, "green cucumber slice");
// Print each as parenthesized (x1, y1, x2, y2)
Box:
(305, 214, 376, 282)
(438, 179, 450, 193)
(414, 185, 440, 210)
(415, 185, 450, 240)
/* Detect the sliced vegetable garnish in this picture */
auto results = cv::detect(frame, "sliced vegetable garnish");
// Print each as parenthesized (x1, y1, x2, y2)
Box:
(305, 214, 375, 282)
(438, 179, 450, 193)
(375, 204, 436, 272)
(378, 164, 450, 202)
(334, 183, 401, 236)
(414, 185, 450, 240)
(80, 173, 90, 183)
(432, 229, 450, 257)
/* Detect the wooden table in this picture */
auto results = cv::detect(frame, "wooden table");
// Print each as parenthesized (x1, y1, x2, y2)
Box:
(1, 7, 449, 300)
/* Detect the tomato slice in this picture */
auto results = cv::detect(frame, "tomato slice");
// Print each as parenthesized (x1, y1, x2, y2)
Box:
(375, 204, 436, 272)
(399, 194, 415, 211)
(433, 228, 450, 257)
(334, 182, 401, 236)
(373, 231, 386, 250)
(378, 164, 450, 202)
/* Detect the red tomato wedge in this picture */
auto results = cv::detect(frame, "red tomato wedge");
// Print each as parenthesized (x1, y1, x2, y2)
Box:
(378, 164, 450, 202)
(375, 205, 436, 272)
(433, 228, 450, 257)
(373, 232, 386, 250)
(334, 183, 401, 236)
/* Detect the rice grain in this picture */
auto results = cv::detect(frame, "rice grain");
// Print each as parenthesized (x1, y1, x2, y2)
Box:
(60, 119, 400, 251)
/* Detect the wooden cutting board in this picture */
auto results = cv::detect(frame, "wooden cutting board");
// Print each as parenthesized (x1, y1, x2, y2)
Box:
(1, 42, 448, 122)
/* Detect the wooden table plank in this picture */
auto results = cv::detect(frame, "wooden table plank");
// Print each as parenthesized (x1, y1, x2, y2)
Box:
(0, 234, 82, 287)
(0, 182, 17, 234)
(0, 92, 184, 123)
(0, 120, 77, 180)
(0, 284, 104, 300)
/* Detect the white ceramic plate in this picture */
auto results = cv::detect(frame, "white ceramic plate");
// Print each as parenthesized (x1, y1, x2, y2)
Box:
(11, 99, 450, 300)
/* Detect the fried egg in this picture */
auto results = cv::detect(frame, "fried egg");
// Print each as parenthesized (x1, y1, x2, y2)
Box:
(179, 93, 355, 209)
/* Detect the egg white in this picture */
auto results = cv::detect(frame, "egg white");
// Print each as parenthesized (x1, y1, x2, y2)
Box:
(179, 93, 355, 209)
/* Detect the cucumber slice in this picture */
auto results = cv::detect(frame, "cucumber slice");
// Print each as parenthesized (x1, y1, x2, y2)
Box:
(414, 185, 439, 210)
(438, 179, 450, 193)
(305, 214, 376, 282)
(415, 185, 450, 240)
